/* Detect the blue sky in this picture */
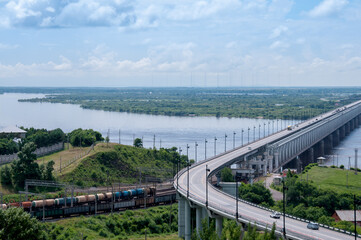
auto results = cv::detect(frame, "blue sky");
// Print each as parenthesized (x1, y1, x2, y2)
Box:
(0, 0, 360, 87)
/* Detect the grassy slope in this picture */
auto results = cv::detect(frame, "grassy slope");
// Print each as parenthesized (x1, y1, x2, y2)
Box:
(302, 166, 361, 193)
(60, 143, 179, 187)
(44, 204, 179, 240)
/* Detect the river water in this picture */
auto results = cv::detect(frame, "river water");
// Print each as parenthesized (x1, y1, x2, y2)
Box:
(0, 93, 296, 161)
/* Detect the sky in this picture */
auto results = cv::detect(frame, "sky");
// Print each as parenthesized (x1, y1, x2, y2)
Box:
(0, 0, 360, 87)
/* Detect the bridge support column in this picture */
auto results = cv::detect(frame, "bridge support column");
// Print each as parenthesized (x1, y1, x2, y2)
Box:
(202, 207, 209, 226)
(341, 125, 346, 139)
(274, 152, 279, 171)
(308, 147, 314, 163)
(326, 135, 333, 153)
(334, 130, 340, 146)
(185, 200, 191, 240)
(319, 140, 325, 157)
(178, 195, 185, 238)
(215, 216, 223, 238)
(269, 156, 273, 173)
(196, 207, 202, 235)
(356, 117, 359, 127)
(346, 122, 351, 135)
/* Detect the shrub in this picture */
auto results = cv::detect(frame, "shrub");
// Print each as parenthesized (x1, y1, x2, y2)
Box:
(340, 165, 344, 169)
(330, 165, 336, 168)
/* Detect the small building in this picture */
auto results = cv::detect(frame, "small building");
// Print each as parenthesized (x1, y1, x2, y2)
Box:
(0, 126, 27, 139)
(332, 210, 361, 226)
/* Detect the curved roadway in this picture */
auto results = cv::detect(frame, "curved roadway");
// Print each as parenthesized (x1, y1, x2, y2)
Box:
(175, 102, 361, 240)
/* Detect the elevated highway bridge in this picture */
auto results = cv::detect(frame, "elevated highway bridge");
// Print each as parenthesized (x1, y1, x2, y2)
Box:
(175, 99, 361, 240)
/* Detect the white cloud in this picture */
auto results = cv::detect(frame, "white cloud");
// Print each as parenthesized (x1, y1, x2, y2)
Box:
(308, 0, 348, 18)
(269, 41, 289, 50)
(269, 25, 288, 39)
(0, 43, 18, 49)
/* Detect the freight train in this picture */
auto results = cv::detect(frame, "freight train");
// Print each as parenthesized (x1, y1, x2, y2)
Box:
(1, 187, 176, 220)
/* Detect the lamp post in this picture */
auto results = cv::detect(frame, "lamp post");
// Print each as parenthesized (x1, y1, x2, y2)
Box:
(224, 133, 227, 152)
(205, 139, 208, 160)
(247, 127, 250, 144)
(187, 144, 190, 199)
(241, 129, 244, 146)
(277, 119, 279, 132)
(205, 165, 210, 208)
(264, 123, 266, 138)
(282, 178, 288, 238)
(354, 194, 357, 240)
(268, 121, 270, 135)
(233, 131, 236, 149)
(235, 172, 241, 222)
(272, 120, 275, 133)
(214, 137, 217, 156)
(195, 142, 198, 163)
(177, 147, 182, 191)
(253, 126, 256, 142)
(258, 124, 261, 140)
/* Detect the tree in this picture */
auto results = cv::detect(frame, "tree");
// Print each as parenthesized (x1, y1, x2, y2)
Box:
(0, 165, 12, 186)
(239, 183, 274, 206)
(11, 142, 41, 189)
(133, 138, 143, 148)
(0, 207, 46, 240)
(221, 167, 233, 182)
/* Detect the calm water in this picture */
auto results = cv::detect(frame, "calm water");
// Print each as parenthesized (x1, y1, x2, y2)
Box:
(0, 93, 293, 161)
(325, 127, 361, 169)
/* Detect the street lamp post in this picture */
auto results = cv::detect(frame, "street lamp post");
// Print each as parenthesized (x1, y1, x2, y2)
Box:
(272, 120, 275, 133)
(277, 119, 279, 132)
(264, 123, 266, 138)
(195, 142, 198, 163)
(253, 126, 256, 142)
(187, 144, 190, 199)
(205, 139, 208, 160)
(214, 137, 217, 156)
(233, 131, 236, 149)
(235, 172, 241, 222)
(241, 129, 244, 146)
(258, 124, 261, 140)
(268, 121, 270, 135)
(247, 127, 250, 144)
(205, 165, 210, 208)
(282, 178, 288, 238)
(224, 134, 227, 152)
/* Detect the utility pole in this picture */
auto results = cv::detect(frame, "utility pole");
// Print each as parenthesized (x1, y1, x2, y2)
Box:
(187, 144, 190, 199)
(241, 129, 244, 146)
(224, 133, 227, 152)
(282, 178, 288, 238)
(119, 129, 121, 144)
(214, 137, 217, 156)
(233, 131, 236, 149)
(205, 165, 210, 208)
(248, 127, 250, 144)
(354, 194, 357, 240)
(153, 134, 155, 149)
(205, 139, 208, 160)
(195, 142, 198, 163)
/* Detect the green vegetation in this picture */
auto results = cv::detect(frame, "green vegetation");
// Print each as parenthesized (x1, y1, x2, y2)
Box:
(17, 87, 361, 119)
(44, 205, 178, 240)
(0, 207, 46, 240)
(1, 142, 55, 189)
(0, 127, 65, 155)
(239, 182, 274, 207)
(68, 128, 103, 147)
(61, 144, 187, 187)
(301, 165, 361, 194)
(220, 167, 233, 182)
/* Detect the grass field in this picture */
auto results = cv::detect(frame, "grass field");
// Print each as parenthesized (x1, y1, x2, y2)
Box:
(301, 166, 361, 193)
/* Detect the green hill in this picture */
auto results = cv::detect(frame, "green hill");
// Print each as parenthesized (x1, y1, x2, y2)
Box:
(61, 144, 187, 187)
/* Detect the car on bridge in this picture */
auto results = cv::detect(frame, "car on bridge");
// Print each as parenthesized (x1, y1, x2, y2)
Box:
(307, 222, 319, 230)
(270, 212, 281, 219)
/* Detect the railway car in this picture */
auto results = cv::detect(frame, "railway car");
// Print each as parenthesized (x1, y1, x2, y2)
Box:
(135, 196, 155, 207)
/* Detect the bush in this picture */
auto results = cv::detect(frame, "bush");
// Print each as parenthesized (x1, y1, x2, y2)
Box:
(340, 165, 344, 169)
(330, 165, 336, 168)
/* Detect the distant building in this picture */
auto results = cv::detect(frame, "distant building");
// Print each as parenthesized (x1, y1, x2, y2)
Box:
(332, 210, 361, 226)
(0, 126, 27, 139)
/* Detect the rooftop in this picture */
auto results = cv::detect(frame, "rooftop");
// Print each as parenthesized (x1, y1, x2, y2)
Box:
(335, 210, 361, 222)
(0, 126, 26, 134)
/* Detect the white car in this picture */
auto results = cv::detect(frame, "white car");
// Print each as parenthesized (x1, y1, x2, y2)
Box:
(270, 212, 281, 219)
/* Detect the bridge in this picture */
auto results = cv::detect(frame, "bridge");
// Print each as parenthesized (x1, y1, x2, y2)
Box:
(175, 100, 361, 240)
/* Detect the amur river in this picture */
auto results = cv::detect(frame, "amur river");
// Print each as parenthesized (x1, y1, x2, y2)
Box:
(2, 92, 359, 165)
(0, 93, 293, 161)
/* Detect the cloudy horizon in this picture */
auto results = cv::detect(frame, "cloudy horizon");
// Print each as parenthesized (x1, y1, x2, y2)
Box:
(0, 0, 361, 87)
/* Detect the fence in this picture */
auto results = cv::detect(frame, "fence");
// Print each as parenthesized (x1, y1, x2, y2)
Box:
(55, 143, 95, 173)
(0, 142, 64, 165)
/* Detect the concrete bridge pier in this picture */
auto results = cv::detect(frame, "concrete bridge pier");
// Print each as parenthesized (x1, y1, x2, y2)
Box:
(178, 194, 185, 238)
(202, 207, 209, 226)
(319, 140, 325, 157)
(346, 122, 351, 135)
(325, 135, 333, 153)
(215, 215, 223, 238)
(185, 200, 191, 240)
(333, 130, 340, 146)
(340, 125, 346, 139)
(268, 155, 274, 173)
(308, 147, 314, 163)
(274, 152, 279, 171)
(196, 207, 202, 235)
